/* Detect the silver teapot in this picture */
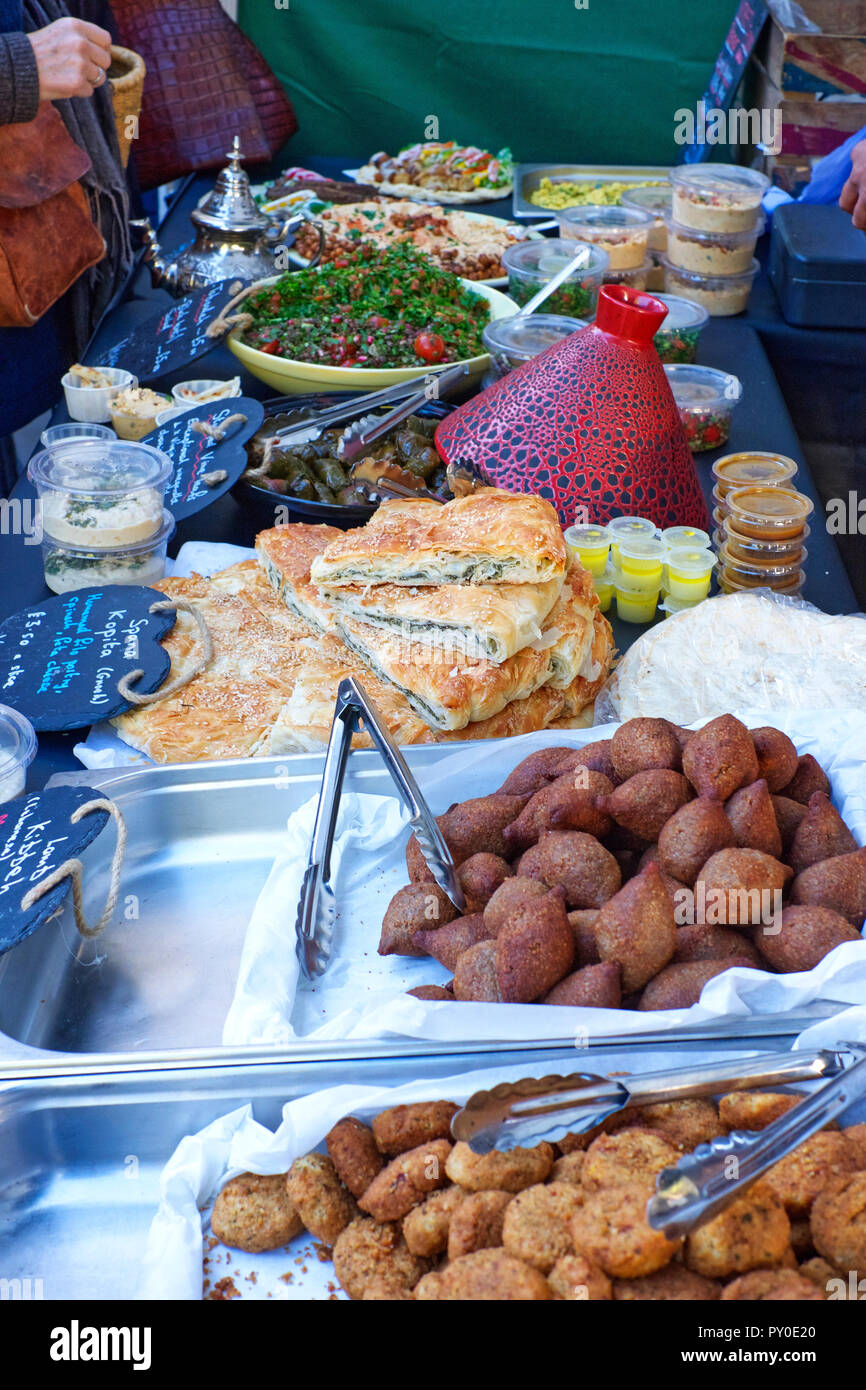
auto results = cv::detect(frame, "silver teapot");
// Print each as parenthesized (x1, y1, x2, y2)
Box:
(131, 138, 324, 296)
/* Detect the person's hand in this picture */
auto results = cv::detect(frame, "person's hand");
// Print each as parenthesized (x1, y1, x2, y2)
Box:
(28, 17, 113, 102)
(839, 136, 866, 231)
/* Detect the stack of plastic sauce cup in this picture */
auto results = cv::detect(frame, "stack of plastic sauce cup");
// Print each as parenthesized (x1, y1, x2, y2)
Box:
(710, 452, 812, 595)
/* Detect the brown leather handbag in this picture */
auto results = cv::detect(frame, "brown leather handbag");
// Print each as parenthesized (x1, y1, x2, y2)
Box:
(0, 104, 105, 328)
(111, 0, 299, 190)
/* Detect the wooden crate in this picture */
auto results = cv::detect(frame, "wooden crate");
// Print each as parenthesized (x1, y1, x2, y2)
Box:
(750, 57, 866, 155)
(757, 0, 866, 97)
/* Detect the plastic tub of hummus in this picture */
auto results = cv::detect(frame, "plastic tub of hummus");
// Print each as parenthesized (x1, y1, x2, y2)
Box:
(659, 256, 759, 317)
(28, 439, 171, 550)
(39, 509, 175, 596)
(482, 312, 587, 376)
(669, 164, 768, 234)
(501, 239, 609, 320)
(557, 205, 653, 269)
(620, 185, 671, 253)
(651, 293, 709, 363)
(0, 705, 37, 803)
(601, 258, 654, 291)
(109, 386, 172, 440)
(665, 212, 765, 276)
(664, 364, 742, 452)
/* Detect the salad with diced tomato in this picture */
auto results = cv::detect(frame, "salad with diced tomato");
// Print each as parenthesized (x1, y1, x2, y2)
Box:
(241, 243, 491, 369)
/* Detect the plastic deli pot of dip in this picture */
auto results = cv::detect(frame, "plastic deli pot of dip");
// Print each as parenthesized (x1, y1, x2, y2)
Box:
(40, 510, 176, 595)
(502, 239, 609, 320)
(483, 312, 587, 377)
(668, 164, 769, 234)
(0, 705, 37, 803)
(664, 212, 765, 277)
(711, 451, 798, 499)
(659, 256, 759, 317)
(722, 517, 810, 565)
(28, 439, 171, 549)
(110, 387, 173, 441)
(593, 567, 615, 613)
(618, 535, 666, 593)
(564, 523, 610, 576)
(41, 422, 116, 449)
(662, 524, 711, 551)
(607, 515, 659, 564)
(651, 293, 710, 364)
(556, 205, 654, 269)
(601, 258, 654, 291)
(664, 364, 742, 452)
(621, 186, 671, 253)
(725, 485, 814, 541)
(716, 558, 806, 597)
(615, 576, 660, 624)
(61, 366, 136, 423)
(664, 544, 714, 601)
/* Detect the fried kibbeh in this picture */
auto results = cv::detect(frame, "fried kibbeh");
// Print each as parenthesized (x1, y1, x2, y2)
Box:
(326, 1117, 384, 1198)
(694, 848, 792, 926)
(637, 1099, 725, 1151)
(372, 1101, 458, 1156)
(405, 793, 528, 879)
(498, 746, 579, 797)
(772, 794, 808, 852)
(414, 913, 491, 971)
(360, 1279, 414, 1300)
(725, 780, 782, 859)
(414, 1248, 551, 1300)
(581, 1128, 681, 1193)
(548, 1253, 612, 1300)
(789, 847, 866, 928)
(358, 1138, 452, 1222)
(446, 1140, 554, 1193)
(755, 905, 861, 974)
(811, 1172, 866, 1279)
(610, 718, 682, 781)
(210, 1172, 303, 1253)
(567, 908, 601, 966)
(332, 1216, 429, 1300)
(718, 1091, 803, 1132)
(721, 1270, 824, 1301)
(593, 864, 677, 993)
(682, 714, 759, 801)
(285, 1153, 357, 1246)
(638, 956, 755, 1010)
(673, 923, 760, 967)
(657, 796, 735, 887)
(763, 1132, 860, 1217)
(541, 961, 622, 1009)
(551, 1152, 586, 1185)
(558, 740, 618, 784)
(800, 1257, 844, 1293)
(407, 983, 454, 1001)
(518, 830, 621, 909)
(495, 885, 574, 1002)
(788, 792, 858, 875)
(750, 727, 799, 794)
(684, 1182, 791, 1278)
(502, 1182, 584, 1272)
(482, 876, 547, 935)
(456, 853, 512, 912)
(379, 883, 458, 957)
(781, 753, 832, 806)
(613, 1265, 721, 1301)
(402, 1186, 464, 1257)
(453, 938, 502, 1001)
(447, 1189, 513, 1260)
(570, 1182, 681, 1279)
(503, 770, 613, 852)
(599, 770, 692, 843)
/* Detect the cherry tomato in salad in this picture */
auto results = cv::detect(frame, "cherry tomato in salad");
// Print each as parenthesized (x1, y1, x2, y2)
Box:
(413, 331, 446, 363)
(260, 339, 281, 355)
(367, 314, 391, 329)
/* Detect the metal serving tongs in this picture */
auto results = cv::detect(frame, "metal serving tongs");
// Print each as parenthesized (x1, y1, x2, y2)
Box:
(294, 676, 465, 980)
(451, 1048, 854, 1155)
(647, 1043, 866, 1239)
(337, 362, 469, 462)
(268, 376, 440, 449)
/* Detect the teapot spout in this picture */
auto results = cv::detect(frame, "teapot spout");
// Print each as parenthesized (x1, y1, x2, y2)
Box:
(130, 217, 185, 295)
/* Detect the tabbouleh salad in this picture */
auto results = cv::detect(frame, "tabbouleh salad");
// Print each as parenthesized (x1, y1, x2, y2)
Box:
(241, 243, 491, 369)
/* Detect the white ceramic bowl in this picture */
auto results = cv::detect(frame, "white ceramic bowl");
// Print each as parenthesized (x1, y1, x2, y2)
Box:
(61, 367, 137, 422)
(171, 377, 242, 406)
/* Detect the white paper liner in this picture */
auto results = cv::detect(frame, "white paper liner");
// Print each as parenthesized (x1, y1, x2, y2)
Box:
(222, 707, 866, 1047)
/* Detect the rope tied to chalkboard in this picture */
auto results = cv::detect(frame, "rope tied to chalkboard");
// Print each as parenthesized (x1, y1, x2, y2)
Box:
(204, 276, 276, 340)
(20, 799, 126, 940)
(191, 413, 247, 444)
(116, 599, 214, 707)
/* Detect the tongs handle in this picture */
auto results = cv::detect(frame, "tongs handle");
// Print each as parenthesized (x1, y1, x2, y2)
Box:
(338, 364, 468, 463)
(294, 697, 354, 981)
(272, 377, 438, 442)
(648, 1045, 866, 1239)
(624, 1048, 845, 1109)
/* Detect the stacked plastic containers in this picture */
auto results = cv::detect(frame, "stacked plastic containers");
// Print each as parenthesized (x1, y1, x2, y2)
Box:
(556, 205, 655, 292)
(711, 452, 812, 596)
(660, 164, 768, 316)
(565, 517, 716, 624)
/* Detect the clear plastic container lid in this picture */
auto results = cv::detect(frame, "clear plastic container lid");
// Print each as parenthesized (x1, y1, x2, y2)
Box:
(619, 535, 666, 563)
(502, 238, 610, 280)
(726, 485, 814, 533)
(28, 439, 172, 498)
(664, 364, 742, 412)
(651, 293, 710, 333)
(41, 423, 116, 450)
(723, 517, 810, 559)
(712, 452, 798, 495)
(483, 313, 587, 362)
(41, 508, 176, 557)
(607, 515, 659, 540)
(621, 187, 672, 219)
(0, 703, 37, 793)
(557, 205, 654, 239)
(664, 211, 766, 245)
(669, 163, 769, 202)
(565, 523, 610, 548)
(665, 544, 715, 578)
(663, 524, 711, 549)
(659, 255, 760, 289)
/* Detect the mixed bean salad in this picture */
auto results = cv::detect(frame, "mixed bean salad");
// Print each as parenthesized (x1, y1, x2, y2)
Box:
(241, 243, 491, 369)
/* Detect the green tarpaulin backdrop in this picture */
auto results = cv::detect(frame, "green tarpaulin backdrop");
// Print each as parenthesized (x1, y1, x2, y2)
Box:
(238, 0, 737, 165)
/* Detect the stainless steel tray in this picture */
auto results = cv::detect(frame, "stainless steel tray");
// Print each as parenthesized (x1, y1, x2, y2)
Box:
(0, 1036, 837, 1300)
(513, 162, 671, 218)
(0, 750, 843, 1070)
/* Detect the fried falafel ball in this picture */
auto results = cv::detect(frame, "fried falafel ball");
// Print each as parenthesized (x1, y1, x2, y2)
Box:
(548, 1253, 612, 1300)
(551, 1151, 586, 1185)
(763, 1131, 860, 1217)
(502, 1182, 584, 1273)
(285, 1152, 357, 1246)
(447, 1189, 513, 1260)
(581, 1128, 681, 1192)
(402, 1186, 464, 1258)
(612, 1265, 721, 1301)
(637, 1099, 726, 1151)
(718, 1090, 803, 1132)
(325, 1116, 384, 1198)
(445, 1140, 555, 1193)
(372, 1100, 458, 1155)
(332, 1216, 430, 1300)
(414, 1248, 551, 1301)
(721, 1270, 825, 1301)
(570, 1182, 681, 1279)
(811, 1172, 866, 1280)
(683, 1181, 791, 1279)
(358, 1138, 452, 1222)
(210, 1172, 303, 1253)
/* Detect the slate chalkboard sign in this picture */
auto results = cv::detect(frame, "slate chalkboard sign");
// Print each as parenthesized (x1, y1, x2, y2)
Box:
(0, 786, 110, 954)
(683, 0, 769, 164)
(95, 279, 240, 384)
(0, 587, 176, 730)
(142, 397, 266, 522)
